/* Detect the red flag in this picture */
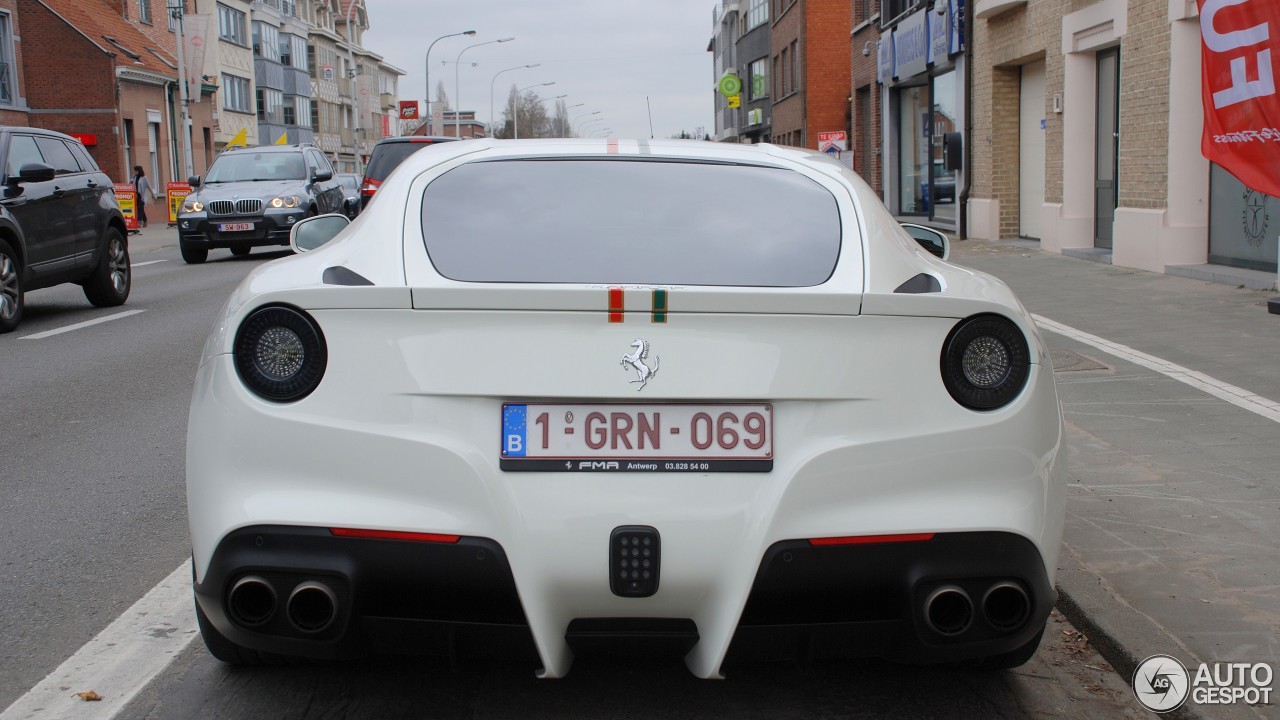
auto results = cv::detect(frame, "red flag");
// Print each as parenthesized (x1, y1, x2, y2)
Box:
(1199, 0, 1280, 197)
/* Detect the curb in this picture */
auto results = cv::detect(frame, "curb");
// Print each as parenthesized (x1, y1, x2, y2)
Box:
(1054, 546, 1264, 720)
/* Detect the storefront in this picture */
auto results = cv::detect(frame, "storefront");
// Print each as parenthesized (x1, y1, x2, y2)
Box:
(1209, 165, 1279, 273)
(878, 0, 964, 230)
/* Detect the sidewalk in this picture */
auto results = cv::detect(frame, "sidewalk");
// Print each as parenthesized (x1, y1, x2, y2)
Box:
(952, 239, 1279, 720)
(126, 219, 179, 256)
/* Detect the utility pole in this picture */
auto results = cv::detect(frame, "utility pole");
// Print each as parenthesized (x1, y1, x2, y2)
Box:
(167, 0, 194, 180)
(345, 0, 363, 173)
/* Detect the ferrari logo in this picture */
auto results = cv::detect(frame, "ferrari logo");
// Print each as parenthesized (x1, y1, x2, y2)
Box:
(620, 338, 660, 391)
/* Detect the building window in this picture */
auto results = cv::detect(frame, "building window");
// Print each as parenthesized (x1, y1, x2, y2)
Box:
(282, 35, 308, 71)
(748, 58, 769, 101)
(310, 100, 320, 132)
(307, 44, 317, 78)
(138, 0, 152, 23)
(780, 48, 788, 95)
(168, 2, 179, 31)
(0, 13, 13, 104)
(772, 55, 779, 98)
(881, 0, 915, 26)
(222, 73, 251, 113)
(257, 87, 282, 123)
(218, 3, 247, 46)
(747, 0, 768, 30)
(789, 40, 799, 92)
(252, 22, 279, 61)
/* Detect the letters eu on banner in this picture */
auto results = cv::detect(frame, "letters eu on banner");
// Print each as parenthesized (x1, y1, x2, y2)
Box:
(1199, 0, 1280, 197)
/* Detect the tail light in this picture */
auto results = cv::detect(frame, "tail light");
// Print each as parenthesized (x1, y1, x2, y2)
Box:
(940, 314, 1031, 411)
(359, 177, 381, 198)
(233, 305, 327, 402)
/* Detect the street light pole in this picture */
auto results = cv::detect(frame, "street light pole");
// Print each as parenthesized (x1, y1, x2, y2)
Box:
(561, 103, 584, 137)
(345, 0, 364, 172)
(513, 81, 554, 140)
(455, 37, 515, 138)
(425, 30, 475, 135)
(166, 0, 194, 180)
(490, 64, 540, 137)
(572, 111, 602, 136)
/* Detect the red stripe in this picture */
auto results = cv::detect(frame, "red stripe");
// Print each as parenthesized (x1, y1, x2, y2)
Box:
(608, 287, 624, 322)
(330, 527, 461, 544)
(607, 138, 618, 154)
(807, 533, 935, 547)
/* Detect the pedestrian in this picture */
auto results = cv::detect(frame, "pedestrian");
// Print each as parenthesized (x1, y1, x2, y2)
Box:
(132, 165, 155, 228)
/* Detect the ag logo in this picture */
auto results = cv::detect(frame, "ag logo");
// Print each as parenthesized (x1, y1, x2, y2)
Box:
(1133, 654, 1190, 713)
(1241, 189, 1269, 247)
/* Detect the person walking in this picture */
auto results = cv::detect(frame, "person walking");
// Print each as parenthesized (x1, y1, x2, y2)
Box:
(132, 166, 156, 228)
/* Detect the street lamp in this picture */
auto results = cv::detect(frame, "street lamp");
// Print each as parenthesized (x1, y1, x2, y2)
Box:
(455, 37, 515, 138)
(560, 103, 584, 137)
(425, 30, 476, 135)
(345, 0, 366, 172)
(513, 82, 555, 139)
(489, 64, 540, 136)
(166, 0, 193, 180)
(572, 111, 602, 135)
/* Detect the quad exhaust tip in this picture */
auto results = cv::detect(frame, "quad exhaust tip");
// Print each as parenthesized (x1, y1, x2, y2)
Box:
(287, 580, 338, 633)
(227, 575, 276, 628)
(924, 584, 973, 636)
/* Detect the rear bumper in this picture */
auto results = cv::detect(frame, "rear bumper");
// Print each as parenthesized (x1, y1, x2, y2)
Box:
(195, 526, 1051, 670)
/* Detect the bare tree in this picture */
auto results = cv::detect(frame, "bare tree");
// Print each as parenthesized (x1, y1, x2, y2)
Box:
(551, 99, 570, 138)
(434, 81, 452, 111)
(494, 84, 555, 139)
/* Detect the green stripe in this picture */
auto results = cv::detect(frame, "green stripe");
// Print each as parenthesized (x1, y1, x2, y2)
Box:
(651, 289, 667, 323)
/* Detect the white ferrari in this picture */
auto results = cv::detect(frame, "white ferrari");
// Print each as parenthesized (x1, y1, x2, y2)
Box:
(186, 138, 1064, 678)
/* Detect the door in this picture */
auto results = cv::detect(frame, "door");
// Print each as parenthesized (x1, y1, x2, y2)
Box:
(34, 136, 98, 265)
(0, 134, 72, 276)
(1094, 48, 1120, 249)
(1019, 61, 1046, 239)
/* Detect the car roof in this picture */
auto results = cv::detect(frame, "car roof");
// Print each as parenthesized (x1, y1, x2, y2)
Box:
(0, 126, 81, 140)
(372, 136, 459, 146)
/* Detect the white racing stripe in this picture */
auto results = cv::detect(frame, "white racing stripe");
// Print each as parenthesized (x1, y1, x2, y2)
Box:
(19, 310, 146, 340)
(131, 259, 168, 268)
(1033, 313, 1280, 423)
(0, 560, 196, 720)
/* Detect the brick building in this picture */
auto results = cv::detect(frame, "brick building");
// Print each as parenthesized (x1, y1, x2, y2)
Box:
(850, 0, 883, 195)
(0, 0, 29, 127)
(770, 0, 851, 150)
(967, 0, 1273, 282)
(17, 0, 214, 201)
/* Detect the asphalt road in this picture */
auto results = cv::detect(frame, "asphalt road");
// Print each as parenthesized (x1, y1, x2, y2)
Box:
(2, 232, 1150, 719)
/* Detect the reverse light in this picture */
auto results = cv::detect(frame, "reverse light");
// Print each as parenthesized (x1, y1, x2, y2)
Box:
(330, 528, 461, 543)
(940, 314, 1031, 410)
(233, 305, 326, 402)
(270, 195, 302, 208)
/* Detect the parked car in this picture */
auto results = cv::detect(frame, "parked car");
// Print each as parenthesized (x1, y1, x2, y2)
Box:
(187, 139, 1064, 677)
(359, 135, 457, 209)
(175, 144, 344, 264)
(334, 173, 361, 219)
(0, 126, 130, 334)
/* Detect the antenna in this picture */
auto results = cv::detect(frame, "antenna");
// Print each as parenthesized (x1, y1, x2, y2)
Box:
(646, 96, 654, 139)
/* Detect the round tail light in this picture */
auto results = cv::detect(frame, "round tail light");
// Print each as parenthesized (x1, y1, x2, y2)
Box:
(234, 305, 327, 402)
(940, 314, 1031, 411)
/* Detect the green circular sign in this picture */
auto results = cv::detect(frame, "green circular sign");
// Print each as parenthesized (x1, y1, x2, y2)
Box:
(718, 74, 742, 97)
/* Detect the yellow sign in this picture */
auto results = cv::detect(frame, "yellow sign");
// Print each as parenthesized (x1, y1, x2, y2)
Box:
(274, 132, 288, 145)
(727, 94, 741, 109)
(167, 181, 192, 224)
(226, 127, 248, 148)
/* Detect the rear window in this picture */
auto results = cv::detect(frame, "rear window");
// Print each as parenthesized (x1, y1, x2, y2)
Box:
(365, 141, 449, 181)
(420, 159, 842, 287)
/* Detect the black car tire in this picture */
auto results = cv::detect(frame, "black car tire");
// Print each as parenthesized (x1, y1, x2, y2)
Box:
(82, 227, 131, 308)
(0, 238, 23, 334)
(181, 239, 209, 264)
(230, 243, 251, 257)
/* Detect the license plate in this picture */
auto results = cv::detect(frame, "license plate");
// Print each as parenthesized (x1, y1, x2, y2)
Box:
(501, 403, 773, 472)
(219, 222, 254, 232)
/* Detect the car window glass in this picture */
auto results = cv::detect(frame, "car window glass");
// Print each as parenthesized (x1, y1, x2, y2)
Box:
(305, 151, 322, 177)
(366, 142, 437, 181)
(205, 152, 306, 182)
(35, 137, 82, 175)
(68, 142, 99, 172)
(421, 159, 842, 287)
(5, 135, 45, 178)
(310, 150, 334, 176)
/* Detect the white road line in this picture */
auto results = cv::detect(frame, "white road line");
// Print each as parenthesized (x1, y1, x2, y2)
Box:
(0, 560, 196, 720)
(131, 259, 168, 268)
(19, 310, 146, 340)
(1033, 313, 1280, 423)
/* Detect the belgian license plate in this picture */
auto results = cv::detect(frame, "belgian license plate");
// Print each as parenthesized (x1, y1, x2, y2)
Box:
(219, 222, 254, 232)
(500, 403, 773, 472)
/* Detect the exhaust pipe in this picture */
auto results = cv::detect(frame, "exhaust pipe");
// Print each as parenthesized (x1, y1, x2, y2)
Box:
(228, 575, 277, 628)
(924, 584, 973, 636)
(982, 581, 1030, 631)
(287, 581, 338, 633)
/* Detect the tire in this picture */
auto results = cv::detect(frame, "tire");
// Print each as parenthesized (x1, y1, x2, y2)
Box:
(181, 239, 208, 264)
(82, 227, 130, 308)
(0, 239, 23, 334)
(230, 243, 251, 257)
(966, 626, 1045, 671)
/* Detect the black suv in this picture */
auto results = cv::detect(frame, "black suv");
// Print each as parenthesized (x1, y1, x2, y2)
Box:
(360, 136, 457, 209)
(0, 127, 130, 334)
(176, 144, 344, 264)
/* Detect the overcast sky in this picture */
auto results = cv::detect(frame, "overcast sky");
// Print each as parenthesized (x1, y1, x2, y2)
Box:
(362, 0, 721, 138)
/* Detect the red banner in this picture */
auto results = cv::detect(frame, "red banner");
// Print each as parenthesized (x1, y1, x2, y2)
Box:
(398, 100, 419, 120)
(1199, 0, 1280, 196)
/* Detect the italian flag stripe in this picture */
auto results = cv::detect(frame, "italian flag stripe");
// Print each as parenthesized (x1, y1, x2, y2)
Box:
(608, 287, 624, 323)
(652, 289, 667, 323)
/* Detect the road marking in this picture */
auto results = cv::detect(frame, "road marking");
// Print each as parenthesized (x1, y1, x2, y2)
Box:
(1034, 314, 1280, 423)
(0, 560, 196, 720)
(131, 259, 168, 268)
(19, 310, 146, 340)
